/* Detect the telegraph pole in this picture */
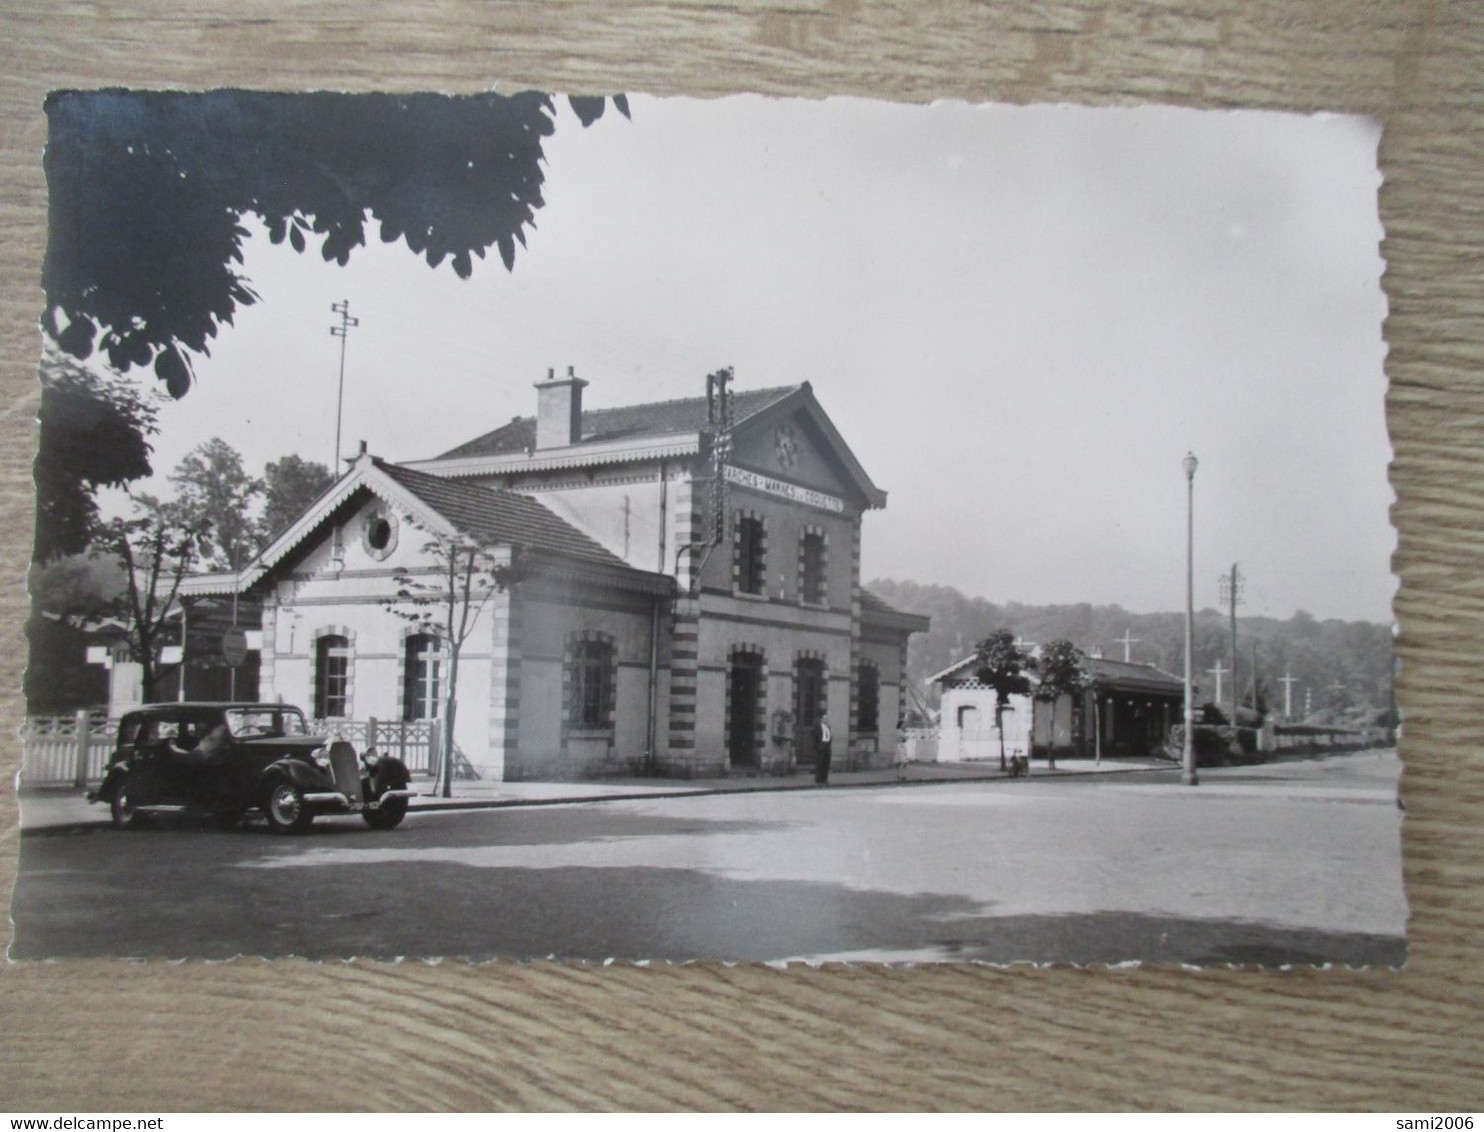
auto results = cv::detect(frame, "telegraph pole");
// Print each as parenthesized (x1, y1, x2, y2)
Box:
(1219, 563, 1243, 724)
(705, 366, 733, 546)
(1280, 669, 1298, 719)
(1181, 452, 1198, 786)
(1207, 659, 1228, 705)
(1250, 638, 1260, 712)
(329, 299, 360, 471)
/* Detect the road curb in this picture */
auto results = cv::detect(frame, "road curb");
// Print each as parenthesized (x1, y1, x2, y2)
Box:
(18, 761, 1179, 833)
(408, 761, 1175, 812)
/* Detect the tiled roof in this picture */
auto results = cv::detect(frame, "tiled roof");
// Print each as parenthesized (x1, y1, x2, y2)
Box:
(437, 384, 802, 459)
(1084, 656, 1185, 695)
(931, 650, 1184, 695)
(376, 460, 636, 570)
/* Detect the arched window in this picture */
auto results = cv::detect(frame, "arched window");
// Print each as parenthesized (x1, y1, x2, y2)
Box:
(566, 635, 616, 730)
(315, 635, 350, 718)
(403, 633, 442, 721)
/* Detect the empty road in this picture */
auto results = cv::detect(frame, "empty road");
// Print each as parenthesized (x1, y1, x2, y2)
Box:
(11, 751, 1406, 965)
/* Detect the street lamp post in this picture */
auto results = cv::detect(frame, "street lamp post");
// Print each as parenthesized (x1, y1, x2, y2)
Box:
(1182, 451, 1199, 786)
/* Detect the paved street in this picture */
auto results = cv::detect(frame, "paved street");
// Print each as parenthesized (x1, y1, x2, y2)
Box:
(10, 751, 1406, 965)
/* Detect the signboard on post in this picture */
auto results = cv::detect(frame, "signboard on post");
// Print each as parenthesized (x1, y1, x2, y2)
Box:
(221, 627, 248, 668)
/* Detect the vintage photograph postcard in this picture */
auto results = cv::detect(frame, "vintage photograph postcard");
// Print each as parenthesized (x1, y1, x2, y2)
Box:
(12, 91, 1403, 965)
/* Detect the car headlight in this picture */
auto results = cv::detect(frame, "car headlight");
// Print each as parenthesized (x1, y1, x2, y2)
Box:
(311, 746, 331, 769)
(361, 747, 383, 769)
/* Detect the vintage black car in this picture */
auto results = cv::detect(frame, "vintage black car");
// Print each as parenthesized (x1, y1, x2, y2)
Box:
(88, 703, 416, 833)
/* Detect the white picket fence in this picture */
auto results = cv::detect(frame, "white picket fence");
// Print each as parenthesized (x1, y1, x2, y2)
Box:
(20, 712, 445, 788)
(313, 717, 442, 778)
(20, 711, 118, 787)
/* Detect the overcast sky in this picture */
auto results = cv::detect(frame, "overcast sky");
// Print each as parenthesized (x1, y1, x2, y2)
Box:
(109, 94, 1394, 622)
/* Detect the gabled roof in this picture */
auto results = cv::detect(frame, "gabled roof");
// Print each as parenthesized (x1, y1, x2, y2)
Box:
(437, 385, 801, 459)
(1083, 656, 1186, 696)
(419, 380, 888, 509)
(374, 461, 632, 570)
(930, 649, 1186, 696)
(180, 452, 670, 598)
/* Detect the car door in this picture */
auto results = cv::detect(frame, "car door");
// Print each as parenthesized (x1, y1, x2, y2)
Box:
(126, 717, 173, 805)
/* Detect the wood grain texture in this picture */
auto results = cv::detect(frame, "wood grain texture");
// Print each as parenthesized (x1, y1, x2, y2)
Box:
(2, 0, 1481, 1112)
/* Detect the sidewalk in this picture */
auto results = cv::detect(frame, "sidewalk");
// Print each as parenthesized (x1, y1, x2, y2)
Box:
(15, 755, 1175, 832)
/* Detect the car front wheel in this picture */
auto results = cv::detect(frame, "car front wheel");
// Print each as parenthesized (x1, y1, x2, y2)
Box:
(110, 779, 146, 830)
(264, 781, 314, 834)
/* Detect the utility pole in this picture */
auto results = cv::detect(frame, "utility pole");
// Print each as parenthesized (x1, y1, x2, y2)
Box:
(329, 299, 360, 472)
(1280, 669, 1298, 720)
(1207, 659, 1229, 705)
(1115, 629, 1140, 663)
(1250, 638, 1259, 711)
(704, 367, 733, 546)
(1181, 452, 1199, 786)
(679, 367, 734, 592)
(1219, 563, 1243, 724)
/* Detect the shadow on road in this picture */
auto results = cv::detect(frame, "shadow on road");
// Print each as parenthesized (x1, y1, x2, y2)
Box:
(18, 806, 797, 847)
(11, 841, 1405, 967)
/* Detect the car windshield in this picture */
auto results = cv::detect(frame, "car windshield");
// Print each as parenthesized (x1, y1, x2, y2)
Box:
(224, 707, 310, 738)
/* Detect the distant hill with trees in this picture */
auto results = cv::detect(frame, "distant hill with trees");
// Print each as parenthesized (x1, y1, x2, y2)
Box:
(868, 578, 1394, 726)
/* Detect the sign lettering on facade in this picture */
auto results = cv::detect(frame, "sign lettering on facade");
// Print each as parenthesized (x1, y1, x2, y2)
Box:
(724, 464, 844, 513)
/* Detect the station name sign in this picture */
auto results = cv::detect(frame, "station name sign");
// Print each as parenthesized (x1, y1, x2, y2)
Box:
(724, 464, 844, 513)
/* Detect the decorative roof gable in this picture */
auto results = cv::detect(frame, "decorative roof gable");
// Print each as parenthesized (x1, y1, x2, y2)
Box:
(180, 452, 669, 598)
(374, 460, 634, 569)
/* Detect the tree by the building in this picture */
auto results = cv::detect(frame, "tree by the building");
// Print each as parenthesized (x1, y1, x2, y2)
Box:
(260, 454, 335, 545)
(88, 494, 210, 701)
(169, 438, 264, 571)
(973, 629, 1033, 772)
(1034, 638, 1088, 769)
(382, 532, 523, 798)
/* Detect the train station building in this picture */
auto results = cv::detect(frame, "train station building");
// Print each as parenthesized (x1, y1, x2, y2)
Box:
(181, 371, 928, 781)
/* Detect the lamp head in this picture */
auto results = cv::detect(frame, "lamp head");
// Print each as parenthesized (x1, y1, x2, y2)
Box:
(1182, 451, 1199, 480)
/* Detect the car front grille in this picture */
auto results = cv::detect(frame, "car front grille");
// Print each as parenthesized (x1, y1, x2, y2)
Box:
(329, 744, 364, 805)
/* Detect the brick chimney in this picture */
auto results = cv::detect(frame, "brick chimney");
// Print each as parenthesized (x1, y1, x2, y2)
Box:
(533, 365, 588, 450)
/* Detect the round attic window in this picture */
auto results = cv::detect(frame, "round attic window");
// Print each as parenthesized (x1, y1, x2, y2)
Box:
(362, 508, 399, 561)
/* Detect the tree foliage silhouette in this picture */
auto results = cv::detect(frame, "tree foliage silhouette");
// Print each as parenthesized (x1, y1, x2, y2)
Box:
(169, 438, 264, 572)
(34, 347, 159, 561)
(260, 454, 334, 546)
(38, 89, 627, 555)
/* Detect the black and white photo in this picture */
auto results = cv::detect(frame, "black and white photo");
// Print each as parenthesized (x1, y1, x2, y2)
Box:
(14, 91, 1403, 965)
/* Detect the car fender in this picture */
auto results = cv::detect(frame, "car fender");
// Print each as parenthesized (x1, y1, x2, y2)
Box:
(91, 762, 130, 805)
(262, 757, 336, 795)
(364, 755, 411, 798)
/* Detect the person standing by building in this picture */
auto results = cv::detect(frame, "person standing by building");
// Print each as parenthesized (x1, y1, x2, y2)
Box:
(814, 716, 833, 785)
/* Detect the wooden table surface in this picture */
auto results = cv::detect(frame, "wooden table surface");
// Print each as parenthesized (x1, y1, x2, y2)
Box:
(1, 1, 1480, 1112)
